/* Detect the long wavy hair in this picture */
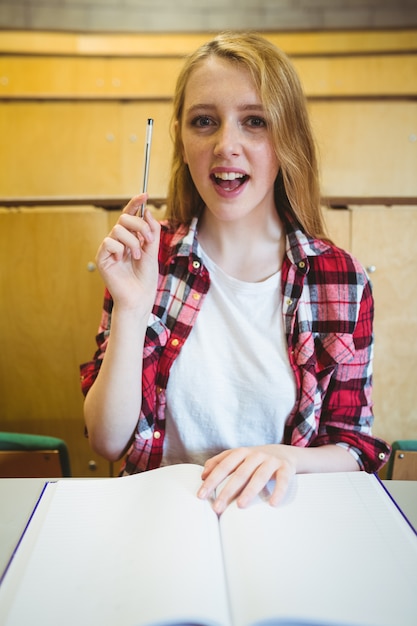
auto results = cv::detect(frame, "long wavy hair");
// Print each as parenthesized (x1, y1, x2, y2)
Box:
(166, 31, 327, 238)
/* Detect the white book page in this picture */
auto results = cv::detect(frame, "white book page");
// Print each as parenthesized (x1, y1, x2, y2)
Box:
(219, 472, 417, 626)
(0, 464, 230, 626)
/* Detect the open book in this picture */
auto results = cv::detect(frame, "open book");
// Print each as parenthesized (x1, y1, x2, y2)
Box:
(0, 464, 416, 626)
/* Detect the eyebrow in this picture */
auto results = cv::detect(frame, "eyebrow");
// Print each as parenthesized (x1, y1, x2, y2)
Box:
(185, 103, 265, 115)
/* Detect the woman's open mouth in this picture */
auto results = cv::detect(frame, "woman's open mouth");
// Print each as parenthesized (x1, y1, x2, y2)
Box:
(211, 171, 249, 192)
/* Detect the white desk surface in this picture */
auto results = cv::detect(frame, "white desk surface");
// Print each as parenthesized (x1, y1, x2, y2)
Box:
(0, 477, 416, 580)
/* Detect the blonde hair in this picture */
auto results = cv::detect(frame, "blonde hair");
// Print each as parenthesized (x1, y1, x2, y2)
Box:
(166, 31, 326, 238)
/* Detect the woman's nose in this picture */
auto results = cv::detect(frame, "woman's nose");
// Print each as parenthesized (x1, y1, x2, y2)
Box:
(213, 123, 241, 158)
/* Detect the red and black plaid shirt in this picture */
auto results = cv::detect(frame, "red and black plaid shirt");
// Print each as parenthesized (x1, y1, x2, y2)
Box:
(80, 212, 390, 475)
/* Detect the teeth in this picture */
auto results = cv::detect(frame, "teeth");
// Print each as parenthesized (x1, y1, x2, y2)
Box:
(214, 172, 245, 181)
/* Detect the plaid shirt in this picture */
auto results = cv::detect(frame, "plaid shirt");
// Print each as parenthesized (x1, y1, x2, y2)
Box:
(80, 211, 390, 475)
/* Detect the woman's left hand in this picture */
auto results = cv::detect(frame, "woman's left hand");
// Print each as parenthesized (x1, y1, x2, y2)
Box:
(197, 445, 296, 514)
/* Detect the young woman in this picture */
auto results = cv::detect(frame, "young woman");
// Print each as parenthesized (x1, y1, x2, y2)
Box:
(80, 31, 390, 513)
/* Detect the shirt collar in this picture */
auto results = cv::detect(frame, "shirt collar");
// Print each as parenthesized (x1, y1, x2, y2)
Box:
(168, 213, 331, 268)
(163, 216, 200, 260)
(282, 207, 332, 266)
(285, 227, 331, 267)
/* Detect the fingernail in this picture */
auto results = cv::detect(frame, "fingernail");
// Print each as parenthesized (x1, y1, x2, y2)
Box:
(213, 500, 224, 515)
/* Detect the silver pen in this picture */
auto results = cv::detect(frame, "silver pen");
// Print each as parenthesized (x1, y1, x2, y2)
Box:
(139, 118, 154, 217)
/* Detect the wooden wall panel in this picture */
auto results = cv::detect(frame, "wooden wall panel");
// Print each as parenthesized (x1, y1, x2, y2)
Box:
(1, 54, 415, 98)
(0, 30, 416, 201)
(0, 57, 183, 98)
(309, 101, 417, 197)
(0, 207, 113, 476)
(1, 29, 416, 56)
(1, 29, 416, 470)
(322, 206, 351, 251)
(2, 99, 415, 199)
(319, 205, 417, 447)
(294, 55, 417, 97)
(350, 206, 417, 445)
(0, 101, 172, 197)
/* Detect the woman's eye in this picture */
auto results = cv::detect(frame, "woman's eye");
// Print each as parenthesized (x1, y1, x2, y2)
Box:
(247, 116, 266, 128)
(192, 116, 213, 128)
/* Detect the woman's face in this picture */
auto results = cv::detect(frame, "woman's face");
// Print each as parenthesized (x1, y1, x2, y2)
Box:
(180, 56, 280, 224)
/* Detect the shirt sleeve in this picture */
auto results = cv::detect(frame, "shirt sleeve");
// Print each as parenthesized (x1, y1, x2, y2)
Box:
(312, 275, 391, 472)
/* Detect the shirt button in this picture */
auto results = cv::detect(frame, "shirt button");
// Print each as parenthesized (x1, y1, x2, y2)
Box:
(298, 261, 306, 269)
(192, 260, 200, 269)
(171, 338, 179, 347)
(154, 431, 161, 440)
(286, 298, 293, 305)
(192, 293, 200, 300)
(378, 452, 386, 460)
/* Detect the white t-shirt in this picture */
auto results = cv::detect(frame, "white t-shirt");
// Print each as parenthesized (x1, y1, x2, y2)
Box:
(162, 247, 296, 466)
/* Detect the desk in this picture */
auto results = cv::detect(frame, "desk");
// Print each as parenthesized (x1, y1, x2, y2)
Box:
(0, 478, 416, 579)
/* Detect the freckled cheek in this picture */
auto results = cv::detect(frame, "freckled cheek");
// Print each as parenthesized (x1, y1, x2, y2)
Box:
(182, 137, 209, 165)
(183, 141, 213, 176)
(262, 143, 280, 174)
(184, 155, 211, 192)
(251, 145, 280, 176)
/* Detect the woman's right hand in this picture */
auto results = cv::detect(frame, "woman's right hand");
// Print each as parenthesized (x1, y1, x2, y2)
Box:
(95, 195, 161, 310)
